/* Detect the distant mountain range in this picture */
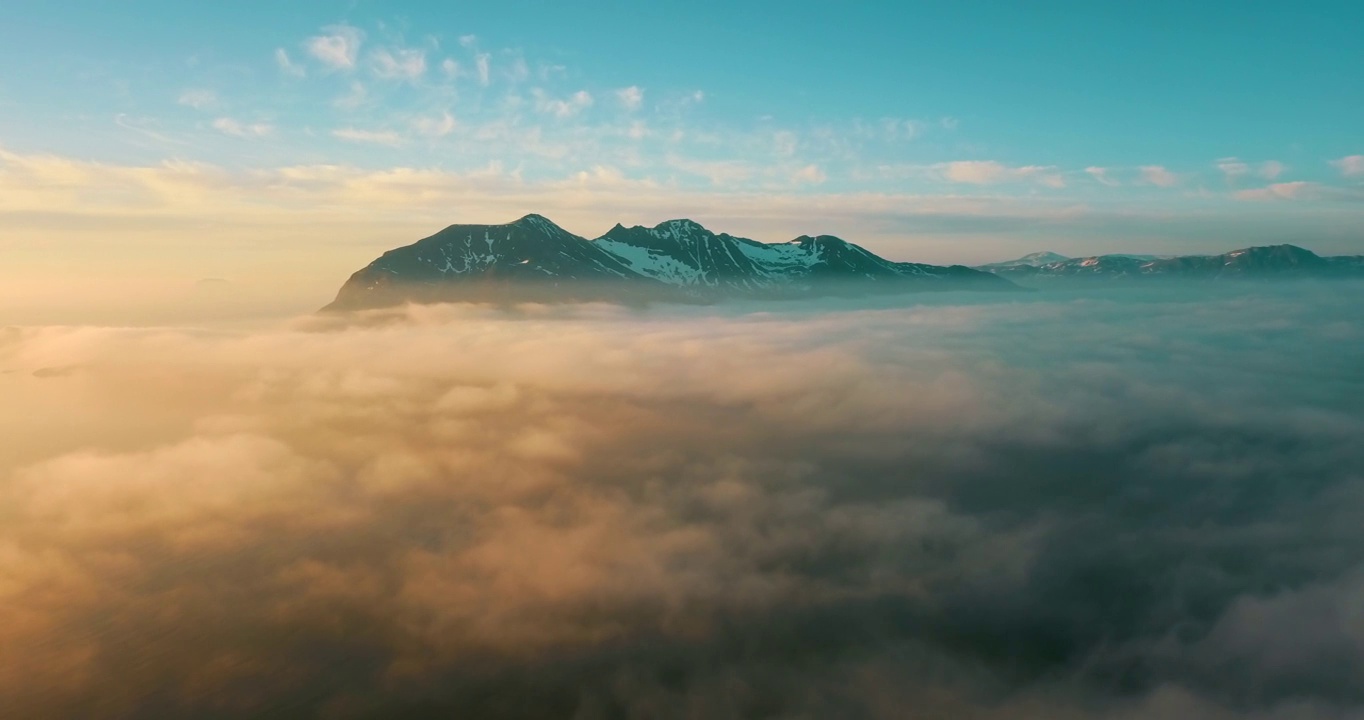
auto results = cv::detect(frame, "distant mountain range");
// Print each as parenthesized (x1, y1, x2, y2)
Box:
(324, 218, 1364, 311)
(976, 245, 1364, 281)
(325, 215, 1013, 310)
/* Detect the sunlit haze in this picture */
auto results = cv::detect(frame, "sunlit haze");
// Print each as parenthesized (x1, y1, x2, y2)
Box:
(3, 3, 1364, 719)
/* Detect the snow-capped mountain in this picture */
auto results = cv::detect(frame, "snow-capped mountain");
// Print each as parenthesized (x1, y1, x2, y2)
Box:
(976, 251, 1072, 269)
(976, 244, 1364, 282)
(325, 214, 1014, 310)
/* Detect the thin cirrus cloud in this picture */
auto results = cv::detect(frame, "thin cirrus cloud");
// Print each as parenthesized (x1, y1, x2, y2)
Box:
(534, 89, 594, 118)
(370, 48, 427, 81)
(1216, 158, 1284, 184)
(1233, 181, 1314, 202)
(475, 53, 491, 86)
(412, 112, 457, 138)
(306, 24, 365, 70)
(177, 89, 217, 110)
(1139, 165, 1179, 187)
(790, 164, 826, 185)
(1215, 157, 1250, 182)
(1332, 155, 1364, 177)
(211, 117, 272, 138)
(1085, 166, 1119, 186)
(275, 48, 306, 78)
(331, 127, 404, 146)
(939, 161, 1064, 188)
(1259, 160, 1285, 180)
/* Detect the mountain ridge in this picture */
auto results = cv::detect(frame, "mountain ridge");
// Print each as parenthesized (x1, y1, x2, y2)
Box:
(325, 214, 1014, 311)
(977, 244, 1364, 282)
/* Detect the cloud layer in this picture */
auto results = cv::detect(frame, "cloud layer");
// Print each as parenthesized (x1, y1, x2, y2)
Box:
(2, 285, 1363, 718)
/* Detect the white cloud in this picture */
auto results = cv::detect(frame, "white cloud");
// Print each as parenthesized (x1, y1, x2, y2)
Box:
(1216, 158, 1284, 183)
(616, 86, 644, 111)
(458, 34, 478, 49)
(332, 128, 404, 147)
(791, 164, 826, 186)
(534, 90, 594, 119)
(1332, 155, 1364, 177)
(476, 53, 491, 86)
(1139, 165, 1179, 187)
(306, 25, 364, 70)
(1215, 157, 1250, 183)
(666, 157, 755, 186)
(441, 58, 459, 78)
(211, 118, 272, 139)
(940, 116, 959, 131)
(413, 112, 456, 138)
(177, 89, 217, 111)
(275, 49, 306, 78)
(940, 161, 1063, 188)
(883, 119, 923, 142)
(370, 48, 427, 81)
(1085, 166, 1119, 186)
(1232, 181, 1317, 202)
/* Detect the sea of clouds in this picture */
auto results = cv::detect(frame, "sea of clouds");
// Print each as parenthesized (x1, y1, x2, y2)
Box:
(2, 283, 1362, 719)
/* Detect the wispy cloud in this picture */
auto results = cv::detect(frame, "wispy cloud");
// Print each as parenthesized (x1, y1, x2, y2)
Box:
(1215, 157, 1249, 183)
(790, 164, 826, 186)
(1332, 155, 1364, 177)
(475, 53, 491, 86)
(616, 86, 644, 111)
(440, 58, 459, 79)
(275, 49, 306, 78)
(332, 128, 404, 146)
(211, 117, 272, 138)
(306, 25, 364, 70)
(1139, 165, 1179, 187)
(534, 90, 594, 119)
(412, 112, 456, 138)
(1233, 181, 1364, 203)
(1217, 158, 1285, 184)
(939, 161, 1063, 188)
(1233, 181, 1314, 202)
(1085, 166, 1119, 186)
(177, 89, 217, 111)
(370, 48, 426, 82)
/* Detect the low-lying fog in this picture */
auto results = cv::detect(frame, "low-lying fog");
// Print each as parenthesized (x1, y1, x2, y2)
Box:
(2, 282, 1362, 719)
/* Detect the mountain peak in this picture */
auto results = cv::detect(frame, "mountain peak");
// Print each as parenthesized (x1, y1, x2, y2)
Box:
(510, 213, 564, 231)
(324, 215, 1017, 311)
(652, 218, 711, 235)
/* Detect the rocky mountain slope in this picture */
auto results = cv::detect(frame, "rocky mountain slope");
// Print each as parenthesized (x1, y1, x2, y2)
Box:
(325, 215, 1014, 310)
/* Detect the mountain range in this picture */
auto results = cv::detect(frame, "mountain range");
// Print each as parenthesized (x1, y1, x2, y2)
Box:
(324, 216, 1364, 311)
(975, 245, 1364, 282)
(324, 214, 1013, 310)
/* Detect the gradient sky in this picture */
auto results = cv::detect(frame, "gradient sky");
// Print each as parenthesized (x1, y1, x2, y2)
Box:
(2, 0, 1363, 321)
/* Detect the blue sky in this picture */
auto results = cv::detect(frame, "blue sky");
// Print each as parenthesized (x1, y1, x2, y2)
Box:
(1, 0, 1363, 278)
